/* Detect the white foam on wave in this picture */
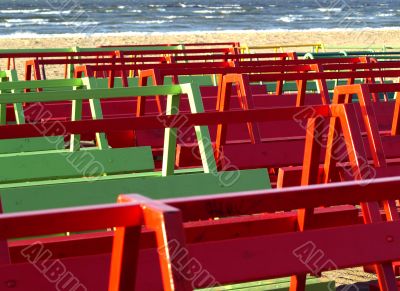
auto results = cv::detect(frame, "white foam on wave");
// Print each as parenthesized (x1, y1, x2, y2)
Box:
(0, 9, 41, 14)
(3, 18, 99, 27)
(208, 5, 243, 10)
(127, 20, 173, 24)
(219, 10, 246, 14)
(163, 15, 186, 19)
(5, 19, 49, 25)
(377, 13, 396, 17)
(38, 11, 72, 15)
(277, 15, 303, 23)
(317, 8, 342, 13)
(4, 10, 73, 15)
(179, 3, 207, 8)
(148, 4, 166, 8)
(57, 21, 100, 27)
(193, 10, 216, 14)
(345, 16, 374, 20)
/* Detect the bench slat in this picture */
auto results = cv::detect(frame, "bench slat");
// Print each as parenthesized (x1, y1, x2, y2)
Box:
(0, 168, 270, 212)
(0, 146, 154, 183)
(0, 136, 64, 154)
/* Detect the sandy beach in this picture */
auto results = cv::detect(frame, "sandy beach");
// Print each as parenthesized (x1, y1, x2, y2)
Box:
(2, 29, 399, 50)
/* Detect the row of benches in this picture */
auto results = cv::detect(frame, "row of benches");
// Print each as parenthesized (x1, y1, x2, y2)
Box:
(2, 44, 400, 290)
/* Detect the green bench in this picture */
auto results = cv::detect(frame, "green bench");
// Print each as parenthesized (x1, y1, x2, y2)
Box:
(303, 51, 400, 61)
(0, 82, 270, 212)
(198, 276, 334, 291)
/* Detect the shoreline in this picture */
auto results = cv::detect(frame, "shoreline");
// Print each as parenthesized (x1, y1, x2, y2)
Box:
(1, 27, 400, 39)
(0, 26, 400, 42)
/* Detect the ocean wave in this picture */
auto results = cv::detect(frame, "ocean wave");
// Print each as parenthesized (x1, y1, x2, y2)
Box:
(219, 10, 246, 14)
(345, 16, 374, 20)
(163, 15, 186, 19)
(277, 15, 303, 23)
(5, 19, 49, 25)
(37, 11, 72, 15)
(317, 8, 343, 13)
(128, 20, 173, 24)
(57, 21, 100, 27)
(193, 10, 216, 14)
(178, 3, 207, 8)
(148, 4, 167, 8)
(0, 9, 41, 14)
(208, 5, 243, 10)
(1, 9, 71, 15)
(4, 19, 99, 27)
(377, 13, 396, 17)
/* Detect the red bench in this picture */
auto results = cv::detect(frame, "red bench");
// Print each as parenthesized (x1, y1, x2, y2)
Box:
(1, 176, 400, 290)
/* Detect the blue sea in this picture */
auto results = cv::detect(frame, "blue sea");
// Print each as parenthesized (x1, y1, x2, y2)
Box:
(0, 0, 399, 37)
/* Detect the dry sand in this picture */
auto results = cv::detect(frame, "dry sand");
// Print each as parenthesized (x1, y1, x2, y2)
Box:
(1, 29, 400, 49)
